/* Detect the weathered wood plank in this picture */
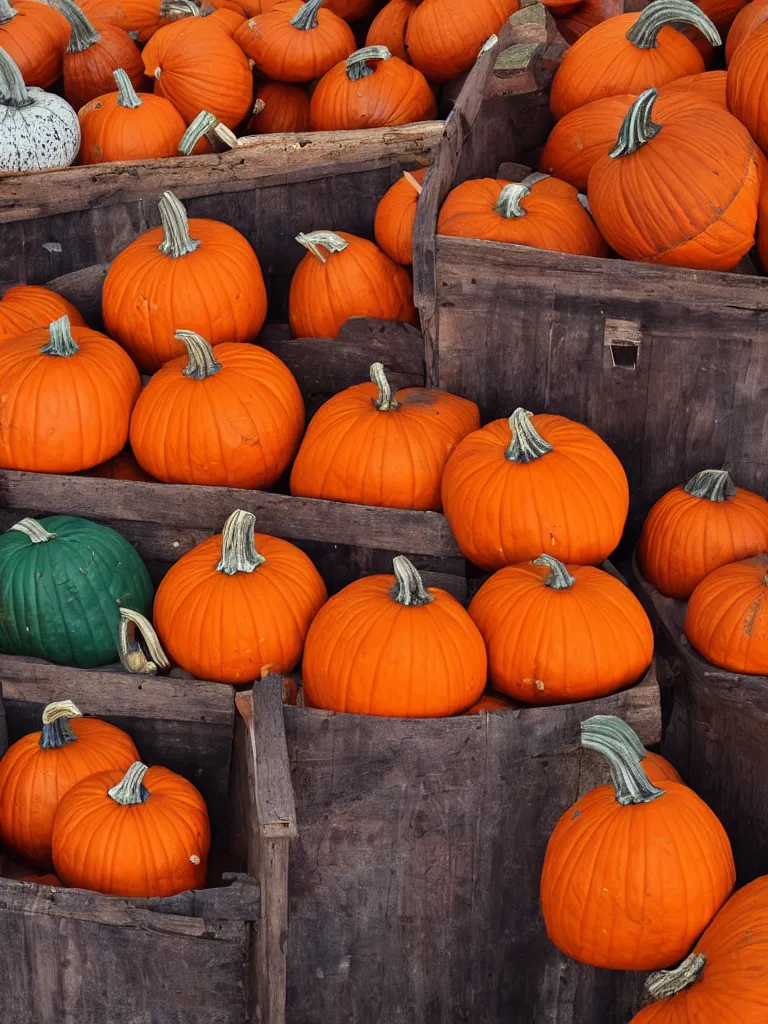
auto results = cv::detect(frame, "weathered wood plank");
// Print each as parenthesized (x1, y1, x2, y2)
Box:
(240, 680, 297, 840)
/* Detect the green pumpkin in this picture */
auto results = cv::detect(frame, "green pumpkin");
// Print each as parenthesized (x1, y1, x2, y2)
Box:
(0, 515, 153, 668)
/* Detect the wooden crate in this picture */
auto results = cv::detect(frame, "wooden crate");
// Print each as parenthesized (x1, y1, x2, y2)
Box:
(631, 557, 768, 886)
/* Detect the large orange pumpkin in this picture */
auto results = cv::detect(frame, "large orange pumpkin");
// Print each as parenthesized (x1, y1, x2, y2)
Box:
(52, 761, 210, 897)
(154, 509, 327, 683)
(365, 0, 416, 62)
(78, 68, 187, 163)
(310, 45, 436, 130)
(685, 555, 768, 674)
(0, 0, 71, 88)
(374, 167, 427, 264)
(726, 20, 768, 152)
(469, 554, 653, 704)
(588, 89, 760, 270)
(0, 700, 139, 868)
(405, 0, 519, 82)
(540, 93, 636, 191)
(441, 408, 629, 571)
(637, 469, 768, 600)
(289, 361, 479, 510)
(550, 1, 721, 119)
(630, 875, 768, 1024)
(143, 15, 253, 127)
(247, 80, 311, 134)
(130, 331, 305, 488)
(303, 556, 487, 717)
(79, 0, 163, 41)
(726, 0, 768, 62)
(659, 68, 728, 106)
(541, 714, 735, 970)
(288, 229, 417, 338)
(0, 285, 84, 345)
(0, 316, 141, 473)
(102, 191, 267, 373)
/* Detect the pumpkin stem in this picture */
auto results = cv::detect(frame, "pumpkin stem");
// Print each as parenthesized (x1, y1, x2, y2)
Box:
(610, 89, 662, 159)
(625, 0, 720, 48)
(371, 362, 399, 412)
(295, 230, 349, 264)
(494, 182, 530, 219)
(118, 608, 170, 676)
(160, 0, 203, 18)
(585, 714, 651, 762)
(0, 0, 17, 24)
(177, 330, 223, 380)
(40, 700, 83, 750)
(178, 110, 220, 155)
(290, 0, 324, 30)
(390, 556, 434, 607)
(520, 171, 549, 187)
(40, 316, 79, 357)
(55, 0, 102, 52)
(684, 469, 736, 502)
(0, 48, 32, 109)
(9, 518, 57, 544)
(403, 170, 423, 195)
(644, 953, 707, 1001)
(532, 554, 575, 590)
(581, 715, 665, 805)
(216, 509, 266, 575)
(346, 45, 391, 81)
(114, 68, 142, 109)
(505, 408, 553, 463)
(108, 761, 150, 805)
(158, 191, 201, 258)
(252, 98, 266, 116)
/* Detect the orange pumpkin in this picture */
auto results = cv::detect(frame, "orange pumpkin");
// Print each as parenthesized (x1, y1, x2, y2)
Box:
(557, 0, 624, 44)
(727, 0, 768, 62)
(541, 715, 735, 970)
(441, 408, 629, 571)
(550, 1, 721, 119)
(324, 0, 375, 18)
(659, 68, 728, 106)
(365, 0, 416, 62)
(18, 871, 62, 886)
(685, 555, 768, 674)
(588, 89, 760, 271)
(0, 316, 141, 473)
(239, 0, 281, 12)
(0, 0, 71, 88)
(405, 0, 519, 83)
(310, 44, 436, 130)
(102, 191, 267, 373)
(290, 361, 479, 510)
(79, 0, 163, 42)
(143, 15, 253, 127)
(726, 21, 768, 152)
(303, 556, 487, 717)
(469, 555, 653, 704)
(438, 175, 605, 256)
(0, 700, 139, 868)
(630, 875, 768, 1024)
(637, 469, 768, 600)
(130, 331, 305, 488)
(288, 230, 417, 338)
(461, 691, 521, 714)
(374, 167, 427, 264)
(57, 0, 144, 111)
(233, 0, 355, 83)
(84, 448, 156, 481)
(0, 285, 84, 345)
(540, 94, 636, 191)
(154, 509, 327, 683)
(78, 68, 187, 163)
(52, 761, 210, 897)
(247, 80, 311, 134)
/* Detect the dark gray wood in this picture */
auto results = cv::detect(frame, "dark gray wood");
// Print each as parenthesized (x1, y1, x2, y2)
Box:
(246, 678, 298, 841)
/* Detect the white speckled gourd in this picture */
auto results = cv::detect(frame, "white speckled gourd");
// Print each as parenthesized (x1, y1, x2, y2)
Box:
(0, 47, 80, 171)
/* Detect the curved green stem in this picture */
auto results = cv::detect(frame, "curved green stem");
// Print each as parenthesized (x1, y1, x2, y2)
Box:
(581, 715, 665, 805)
(39, 700, 83, 750)
(178, 110, 220, 155)
(505, 408, 553, 463)
(290, 0, 324, 29)
(644, 953, 707, 1001)
(494, 182, 530, 219)
(585, 714, 650, 762)
(216, 510, 266, 575)
(610, 89, 661, 159)
(118, 608, 170, 675)
(0, 49, 32, 109)
(55, 0, 102, 52)
(532, 554, 575, 590)
(114, 68, 142, 109)
(371, 362, 399, 411)
(40, 316, 79, 357)
(390, 556, 434, 607)
(684, 469, 736, 502)
(625, 0, 720, 48)
(108, 761, 150, 805)
(9, 518, 57, 544)
(158, 191, 201, 258)
(177, 330, 222, 380)
(347, 45, 391, 80)
(296, 230, 349, 264)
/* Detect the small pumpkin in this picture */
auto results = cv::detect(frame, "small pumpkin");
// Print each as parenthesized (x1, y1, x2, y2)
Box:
(365, 0, 416, 62)
(557, 0, 623, 43)
(84, 447, 156, 481)
(288, 229, 417, 338)
(79, 0, 162, 41)
(405, 0, 519, 83)
(290, 361, 479, 510)
(726, 21, 768, 153)
(0, 515, 153, 667)
(0, 284, 84, 345)
(441, 408, 629, 571)
(685, 555, 768, 674)
(0, 316, 141, 472)
(588, 89, 760, 270)
(303, 556, 487, 717)
(541, 715, 735, 970)
(310, 45, 436, 130)
(324, 0, 375, 18)
(550, 0, 721, 119)
(461, 691, 521, 714)
(154, 509, 327, 683)
(18, 872, 62, 886)
(233, 0, 355, 83)
(659, 68, 727, 106)
(130, 330, 305, 488)
(52, 761, 210, 897)
(637, 469, 768, 600)
(247, 80, 311, 134)
(0, 48, 80, 171)
(540, 94, 636, 191)
(78, 68, 187, 163)
(469, 554, 653, 705)
(374, 167, 427, 264)
(102, 191, 267, 373)
(726, 0, 768, 62)
(0, 700, 139, 868)
(0, 0, 71, 87)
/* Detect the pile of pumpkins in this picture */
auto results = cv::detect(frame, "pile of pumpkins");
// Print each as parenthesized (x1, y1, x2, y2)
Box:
(0, 0, 519, 170)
